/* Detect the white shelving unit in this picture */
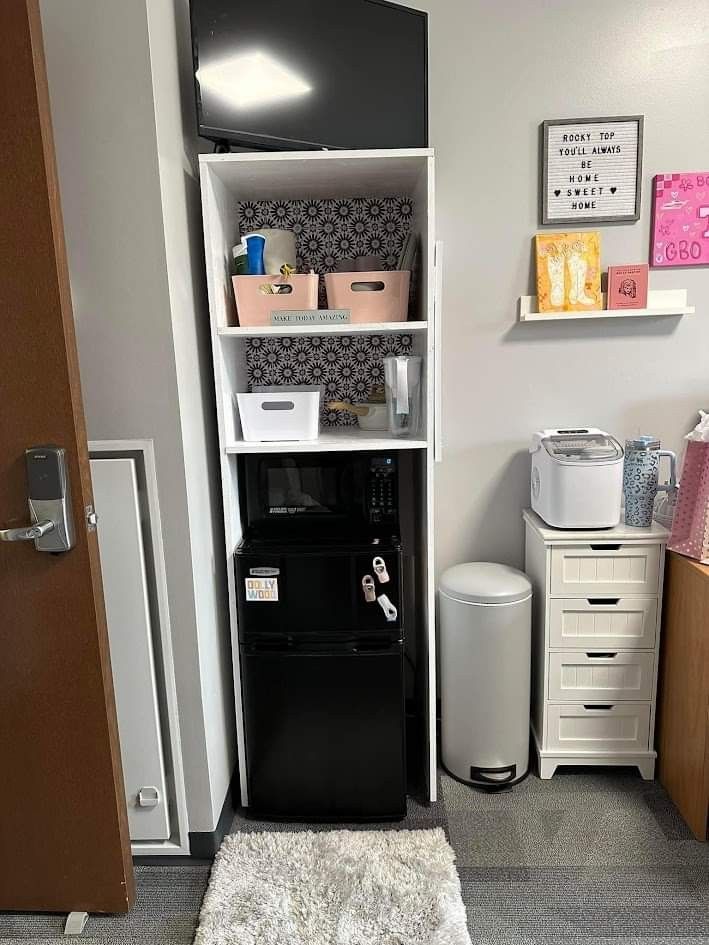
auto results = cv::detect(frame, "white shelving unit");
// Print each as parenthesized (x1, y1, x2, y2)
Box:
(199, 149, 441, 806)
(518, 288, 694, 322)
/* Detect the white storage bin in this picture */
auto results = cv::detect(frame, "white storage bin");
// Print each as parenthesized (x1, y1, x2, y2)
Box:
(235, 391, 320, 442)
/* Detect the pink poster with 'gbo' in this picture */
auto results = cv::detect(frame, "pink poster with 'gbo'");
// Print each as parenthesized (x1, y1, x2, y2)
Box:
(651, 172, 709, 267)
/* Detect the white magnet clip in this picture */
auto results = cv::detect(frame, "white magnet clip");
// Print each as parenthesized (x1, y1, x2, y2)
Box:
(377, 594, 398, 623)
(362, 575, 376, 603)
(373, 556, 390, 584)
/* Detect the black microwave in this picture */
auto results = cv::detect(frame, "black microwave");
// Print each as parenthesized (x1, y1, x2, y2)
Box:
(239, 452, 399, 541)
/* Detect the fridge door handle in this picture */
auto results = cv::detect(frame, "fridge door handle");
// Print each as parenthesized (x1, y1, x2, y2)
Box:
(243, 637, 401, 656)
(352, 640, 403, 654)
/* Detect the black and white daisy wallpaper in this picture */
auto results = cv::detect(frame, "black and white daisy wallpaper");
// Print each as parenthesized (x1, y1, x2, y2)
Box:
(239, 196, 416, 427)
(238, 196, 414, 280)
(247, 334, 415, 427)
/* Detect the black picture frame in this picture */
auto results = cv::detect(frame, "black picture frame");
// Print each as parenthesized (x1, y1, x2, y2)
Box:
(540, 115, 644, 226)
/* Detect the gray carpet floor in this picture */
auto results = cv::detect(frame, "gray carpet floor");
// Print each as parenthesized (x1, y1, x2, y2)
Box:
(2, 768, 708, 944)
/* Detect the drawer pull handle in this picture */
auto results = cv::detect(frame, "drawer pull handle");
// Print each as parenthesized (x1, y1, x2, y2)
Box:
(586, 652, 618, 659)
(590, 543, 622, 551)
(587, 598, 620, 606)
(584, 704, 615, 710)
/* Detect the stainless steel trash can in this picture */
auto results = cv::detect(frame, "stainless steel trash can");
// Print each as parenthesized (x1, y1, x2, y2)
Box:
(440, 562, 532, 788)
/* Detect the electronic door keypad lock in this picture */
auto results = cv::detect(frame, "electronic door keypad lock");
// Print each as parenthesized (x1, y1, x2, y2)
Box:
(0, 446, 75, 553)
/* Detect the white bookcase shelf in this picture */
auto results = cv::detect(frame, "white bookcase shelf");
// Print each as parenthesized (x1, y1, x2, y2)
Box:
(199, 148, 441, 809)
(218, 320, 425, 338)
(225, 429, 428, 454)
(518, 288, 694, 322)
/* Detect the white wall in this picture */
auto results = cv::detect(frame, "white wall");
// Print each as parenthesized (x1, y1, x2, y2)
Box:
(41, 0, 234, 834)
(144, 0, 235, 829)
(40, 0, 709, 818)
(426, 0, 709, 574)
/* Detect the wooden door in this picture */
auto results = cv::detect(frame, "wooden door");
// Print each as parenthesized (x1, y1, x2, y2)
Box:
(0, 0, 134, 913)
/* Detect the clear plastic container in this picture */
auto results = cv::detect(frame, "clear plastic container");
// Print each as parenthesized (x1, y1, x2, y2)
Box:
(383, 356, 422, 437)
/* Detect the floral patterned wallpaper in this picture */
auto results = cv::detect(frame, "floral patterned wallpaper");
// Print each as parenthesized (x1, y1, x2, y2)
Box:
(240, 197, 416, 427)
(238, 196, 414, 277)
(247, 334, 415, 427)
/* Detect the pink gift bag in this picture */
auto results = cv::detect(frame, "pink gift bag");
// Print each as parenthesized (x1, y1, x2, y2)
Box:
(668, 440, 709, 563)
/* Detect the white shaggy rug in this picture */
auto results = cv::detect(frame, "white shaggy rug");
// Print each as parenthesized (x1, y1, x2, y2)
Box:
(194, 828, 471, 945)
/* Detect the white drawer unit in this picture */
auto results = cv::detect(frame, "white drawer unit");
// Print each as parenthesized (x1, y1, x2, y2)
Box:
(548, 651, 654, 703)
(546, 703, 652, 754)
(524, 509, 668, 780)
(548, 597, 657, 650)
(550, 544, 661, 597)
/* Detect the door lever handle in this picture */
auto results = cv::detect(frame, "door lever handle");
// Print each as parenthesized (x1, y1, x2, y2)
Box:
(3, 447, 74, 553)
(0, 520, 55, 543)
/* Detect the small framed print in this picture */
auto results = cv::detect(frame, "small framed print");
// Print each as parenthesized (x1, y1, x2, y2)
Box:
(607, 264, 649, 310)
(541, 116, 644, 226)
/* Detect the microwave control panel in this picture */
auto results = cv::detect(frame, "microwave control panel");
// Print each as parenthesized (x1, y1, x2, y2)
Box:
(367, 457, 398, 526)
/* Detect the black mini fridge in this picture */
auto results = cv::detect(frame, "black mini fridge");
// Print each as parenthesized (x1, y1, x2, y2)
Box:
(235, 539, 406, 820)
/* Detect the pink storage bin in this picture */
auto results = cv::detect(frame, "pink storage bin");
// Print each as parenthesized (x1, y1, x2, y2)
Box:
(324, 270, 411, 324)
(232, 273, 318, 327)
(668, 440, 709, 563)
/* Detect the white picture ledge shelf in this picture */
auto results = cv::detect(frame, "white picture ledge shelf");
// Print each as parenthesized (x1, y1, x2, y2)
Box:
(518, 288, 694, 322)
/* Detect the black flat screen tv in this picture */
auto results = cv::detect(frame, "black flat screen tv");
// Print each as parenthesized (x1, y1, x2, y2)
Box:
(190, 0, 428, 150)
